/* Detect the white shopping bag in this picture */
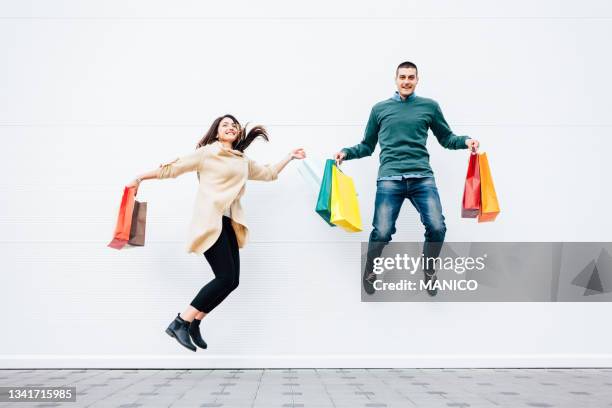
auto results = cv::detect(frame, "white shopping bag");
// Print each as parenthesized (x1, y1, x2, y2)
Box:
(297, 157, 325, 195)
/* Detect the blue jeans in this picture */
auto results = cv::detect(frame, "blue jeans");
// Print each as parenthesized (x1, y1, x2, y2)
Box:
(365, 177, 447, 275)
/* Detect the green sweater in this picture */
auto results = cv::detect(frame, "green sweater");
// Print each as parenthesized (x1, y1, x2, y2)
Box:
(342, 93, 470, 179)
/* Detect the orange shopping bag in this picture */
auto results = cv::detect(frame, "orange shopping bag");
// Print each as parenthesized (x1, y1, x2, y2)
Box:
(108, 186, 137, 249)
(477, 152, 500, 222)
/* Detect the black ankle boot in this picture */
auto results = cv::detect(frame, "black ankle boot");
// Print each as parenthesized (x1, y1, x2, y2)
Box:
(165, 314, 196, 352)
(362, 269, 376, 295)
(188, 318, 208, 349)
(424, 270, 438, 297)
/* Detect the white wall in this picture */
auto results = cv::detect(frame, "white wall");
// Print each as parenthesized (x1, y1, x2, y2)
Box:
(1, 0, 611, 368)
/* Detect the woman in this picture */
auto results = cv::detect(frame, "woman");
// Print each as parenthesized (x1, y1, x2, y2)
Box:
(127, 115, 305, 352)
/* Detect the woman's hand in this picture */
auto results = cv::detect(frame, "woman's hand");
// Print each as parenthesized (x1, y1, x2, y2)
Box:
(290, 148, 306, 160)
(126, 178, 141, 195)
(270, 148, 307, 176)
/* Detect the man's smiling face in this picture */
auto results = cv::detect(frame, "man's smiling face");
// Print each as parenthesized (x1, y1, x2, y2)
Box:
(395, 67, 419, 99)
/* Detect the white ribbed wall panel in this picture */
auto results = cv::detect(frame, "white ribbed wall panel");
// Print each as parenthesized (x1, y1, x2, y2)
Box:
(0, 0, 611, 368)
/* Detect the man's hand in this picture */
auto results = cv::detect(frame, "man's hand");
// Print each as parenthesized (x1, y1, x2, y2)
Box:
(334, 151, 346, 166)
(466, 139, 480, 153)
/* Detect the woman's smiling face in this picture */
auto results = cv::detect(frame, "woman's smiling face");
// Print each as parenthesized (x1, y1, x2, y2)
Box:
(217, 116, 240, 144)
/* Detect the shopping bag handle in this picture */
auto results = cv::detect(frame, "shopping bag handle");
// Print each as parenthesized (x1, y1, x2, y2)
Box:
(333, 161, 345, 174)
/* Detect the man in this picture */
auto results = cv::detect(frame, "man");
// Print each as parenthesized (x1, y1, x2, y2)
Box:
(334, 61, 479, 296)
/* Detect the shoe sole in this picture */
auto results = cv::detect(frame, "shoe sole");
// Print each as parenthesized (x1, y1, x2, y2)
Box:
(165, 328, 197, 352)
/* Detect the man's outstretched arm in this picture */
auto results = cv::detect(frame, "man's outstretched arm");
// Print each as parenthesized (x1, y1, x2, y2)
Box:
(335, 107, 380, 165)
(431, 102, 476, 150)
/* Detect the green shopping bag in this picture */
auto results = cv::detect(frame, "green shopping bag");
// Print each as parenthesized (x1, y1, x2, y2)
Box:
(315, 159, 336, 226)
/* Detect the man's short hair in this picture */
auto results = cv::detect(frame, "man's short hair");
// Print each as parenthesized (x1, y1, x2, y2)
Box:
(396, 61, 418, 77)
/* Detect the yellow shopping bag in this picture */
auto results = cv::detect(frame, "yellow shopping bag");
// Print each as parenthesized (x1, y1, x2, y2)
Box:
(330, 165, 363, 232)
(477, 152, 500, 222)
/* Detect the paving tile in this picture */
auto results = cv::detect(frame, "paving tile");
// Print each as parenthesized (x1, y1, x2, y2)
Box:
(0, 368, 607, 407)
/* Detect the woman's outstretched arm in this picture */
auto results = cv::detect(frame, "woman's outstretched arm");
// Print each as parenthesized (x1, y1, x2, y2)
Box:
(248, 148, 306, 181)
(126, 147, 206, 193)
(272, 148, 306, 175)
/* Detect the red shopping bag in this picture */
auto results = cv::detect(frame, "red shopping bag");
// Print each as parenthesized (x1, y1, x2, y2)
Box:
(461, 153, 481, 218)
(108, 186, 137, 249)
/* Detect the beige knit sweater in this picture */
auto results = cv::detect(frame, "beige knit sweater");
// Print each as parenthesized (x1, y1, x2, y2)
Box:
(157, 141, 278, 254)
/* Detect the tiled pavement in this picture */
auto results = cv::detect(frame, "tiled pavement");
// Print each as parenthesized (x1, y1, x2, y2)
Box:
(0, 368, 611, 407)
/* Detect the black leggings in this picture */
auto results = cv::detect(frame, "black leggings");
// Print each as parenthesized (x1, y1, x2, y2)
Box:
(190, 216, 240, 313)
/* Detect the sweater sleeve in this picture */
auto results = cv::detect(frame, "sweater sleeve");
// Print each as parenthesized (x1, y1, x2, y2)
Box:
(157, 147, 206, 179)
(430, 102, 469, 150)
(248, 158, 278, 181)
(341, 107, 379, 160)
